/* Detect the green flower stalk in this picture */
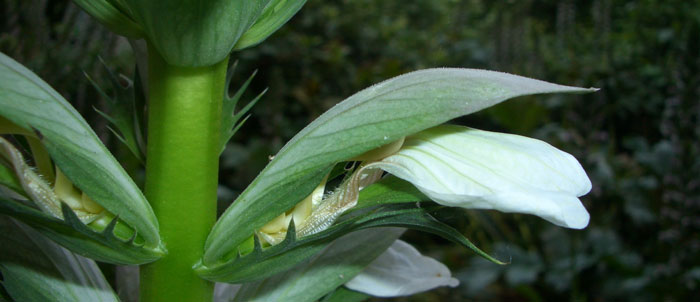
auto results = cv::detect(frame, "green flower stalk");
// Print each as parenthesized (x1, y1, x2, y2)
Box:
(138, 48, 227, 302)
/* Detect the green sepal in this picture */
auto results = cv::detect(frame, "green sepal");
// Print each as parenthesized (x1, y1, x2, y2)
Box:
(71, 0, 143, 38)
(195, 203, 502, 283)
(0, 196, 165, 265)
(234, 0, 308, 50)
(204, 68, 594, 265)
(0, 52, 160, 247)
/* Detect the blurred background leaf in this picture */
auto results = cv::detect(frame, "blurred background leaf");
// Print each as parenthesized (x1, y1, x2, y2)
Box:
(2, 0, 699, 301)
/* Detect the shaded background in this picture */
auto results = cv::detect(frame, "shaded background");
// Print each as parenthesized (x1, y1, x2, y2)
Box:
(2, 0, 699, 301)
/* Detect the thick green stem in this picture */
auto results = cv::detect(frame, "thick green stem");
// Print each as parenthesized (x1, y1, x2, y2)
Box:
(140, 48, 227, 302)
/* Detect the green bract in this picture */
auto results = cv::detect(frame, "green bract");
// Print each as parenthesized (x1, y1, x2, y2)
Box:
(72, 0, 306, 67)
(0, 52, 163, 264)
(202, 68, 596, 267)
(123, 0, 267, 66)
(234, 0, 308, 50)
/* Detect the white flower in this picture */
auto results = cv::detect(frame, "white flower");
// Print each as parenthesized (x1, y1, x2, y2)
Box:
(345, 239, 459, 297)
(367, 125, 592, 229)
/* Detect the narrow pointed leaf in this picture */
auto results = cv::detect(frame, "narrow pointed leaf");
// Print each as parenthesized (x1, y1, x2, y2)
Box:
(220, 67, 265, 152)
(205, 68, 594, 264)
(87, 61, 146, 162)
(0, 53, 160, 247)
(0, 216, 119, 301)
(227, 114, 251, 145)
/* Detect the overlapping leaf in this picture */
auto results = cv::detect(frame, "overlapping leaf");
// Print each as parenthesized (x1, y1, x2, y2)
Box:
(0, 53, 161, 254)
(204, 68, 595, 265)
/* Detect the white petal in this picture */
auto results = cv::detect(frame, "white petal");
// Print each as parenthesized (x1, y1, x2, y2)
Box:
(345, 240, 459, 297)
(372, 125, 591, 229)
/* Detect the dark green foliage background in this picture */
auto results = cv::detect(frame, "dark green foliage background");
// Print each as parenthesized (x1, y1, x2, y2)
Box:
(2, 0, 699, 301)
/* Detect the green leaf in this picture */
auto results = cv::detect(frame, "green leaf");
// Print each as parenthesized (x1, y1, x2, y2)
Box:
(220, 62, 266, 153)
(71, 0, 143, 38)
(231, 228, 403, 302)
(204, 68, 595, 265)
(196, 204, 501, 283)
(121, 0, 269, 66)
(0, 216, 119, 301)
(0, 197, 164, 265)
(88, 59, 147, 163)
(235, 0, 308, 50)
(0, 52, 160, 248)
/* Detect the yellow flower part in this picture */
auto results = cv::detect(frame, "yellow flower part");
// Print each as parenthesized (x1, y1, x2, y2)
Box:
(0, 137, 105, 223)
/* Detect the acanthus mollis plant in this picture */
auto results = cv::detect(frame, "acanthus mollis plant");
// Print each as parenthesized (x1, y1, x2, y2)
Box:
(0, 1, 596, 301)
